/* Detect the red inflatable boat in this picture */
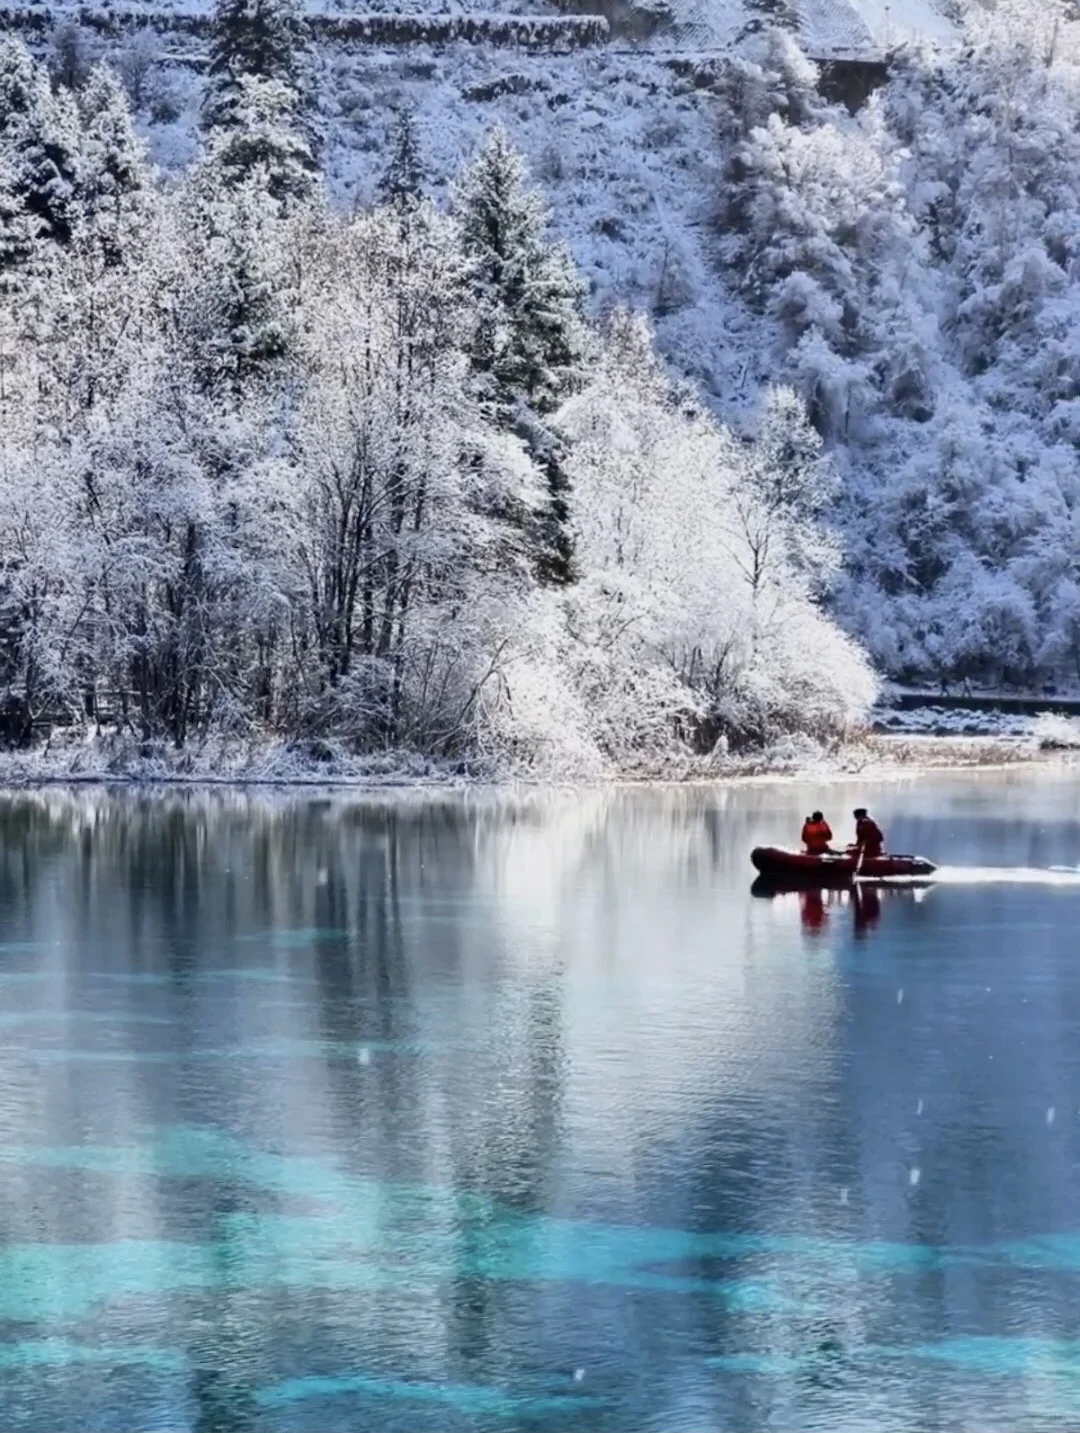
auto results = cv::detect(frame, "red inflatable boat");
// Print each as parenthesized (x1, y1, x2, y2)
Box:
(750, 847, 937, 884)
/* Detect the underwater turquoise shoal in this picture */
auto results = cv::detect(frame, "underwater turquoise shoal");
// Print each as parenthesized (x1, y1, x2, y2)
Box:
(3, 1123, 1080, 1422)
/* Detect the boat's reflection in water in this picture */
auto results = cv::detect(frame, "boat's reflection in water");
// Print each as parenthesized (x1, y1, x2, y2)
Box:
(751, 876, 935, 939)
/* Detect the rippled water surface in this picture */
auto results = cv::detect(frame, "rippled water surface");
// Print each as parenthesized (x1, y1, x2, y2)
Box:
(3, 772, 1080, 1431)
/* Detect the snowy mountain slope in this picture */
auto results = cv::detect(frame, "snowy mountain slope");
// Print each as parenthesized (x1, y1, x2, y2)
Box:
(141, 41, 761, 413)
(0, 0, 959, 49)
(11, 0, 1076, 696)
(55, 18, 939, 444)
(596, 0, 959, 55)
(844, 0, 956, 46)
(796, 0, 875, 54)
(2, 0, 771, 414)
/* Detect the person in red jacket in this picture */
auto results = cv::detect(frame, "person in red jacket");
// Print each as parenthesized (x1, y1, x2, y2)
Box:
(851, 807, 884, 860)
(801, 811, 833, 855)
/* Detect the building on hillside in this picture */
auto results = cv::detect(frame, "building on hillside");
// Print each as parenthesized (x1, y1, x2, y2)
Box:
(663, 0, 958, 60)
(796, 0, 957, 61)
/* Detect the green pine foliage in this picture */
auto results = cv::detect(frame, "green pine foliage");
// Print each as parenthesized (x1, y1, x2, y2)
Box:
(378, 109, 424, 211)
(203, 75, 318, 207)
(456, 127, 589, 417)
(203, 0, 312, 132)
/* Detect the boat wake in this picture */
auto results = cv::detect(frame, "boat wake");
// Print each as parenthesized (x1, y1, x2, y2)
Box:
(928, 866, 1080, 887)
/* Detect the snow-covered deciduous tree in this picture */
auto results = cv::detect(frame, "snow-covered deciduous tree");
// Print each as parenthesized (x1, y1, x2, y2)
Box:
(114, 30, 162, 114)
(49, 23, 92, 93)
(714, 28, 822, 144)
(727, 385, 838, 599)
(555, 310, 875, 752)
(277, 201, 540, 749)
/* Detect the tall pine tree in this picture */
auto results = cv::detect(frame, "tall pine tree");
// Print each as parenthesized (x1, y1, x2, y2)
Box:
(76, 64, 156, 268)
(0, 39, 37, 143)
(0, 43, 81, 252)
(180, 170, 293, 397)
(455, 127, 587, 417)
(20, 80, 81, 248)
(377, 109, 423, 212)
(203, 75, 317, 208)
(202, 0, 311, 132)
(0, 157, 41, 292)
(455, 129, 586, 585)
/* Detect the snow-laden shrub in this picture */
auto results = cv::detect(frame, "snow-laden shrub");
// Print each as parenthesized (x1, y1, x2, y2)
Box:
(1032, 713, 1080, 751)
(554, 309, 877, 755)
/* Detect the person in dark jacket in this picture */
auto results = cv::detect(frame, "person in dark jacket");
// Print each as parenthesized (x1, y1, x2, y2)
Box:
(801, 811, 833, 855)
(851, 808, 884, 860)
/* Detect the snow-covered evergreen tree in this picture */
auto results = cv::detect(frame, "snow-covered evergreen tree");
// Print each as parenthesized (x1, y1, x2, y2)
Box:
(178, 170, 294, 397)
(202, 74, 317, 207)
(4, 55, 82, 251)
(76, 64, 156, 268)
(378, 109, 424, 212)
(455, 127, 588, 417)
(203, 0, 311, 132)
(0, 156, 41, 291)
(0, 39, 37, 142)
(454, 129, 588, 589)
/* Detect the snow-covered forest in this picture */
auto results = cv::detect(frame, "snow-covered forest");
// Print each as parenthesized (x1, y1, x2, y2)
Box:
(1, 0, 1078, 774)
(719, 0, 1080, 691)
(0, 7, 877, 775)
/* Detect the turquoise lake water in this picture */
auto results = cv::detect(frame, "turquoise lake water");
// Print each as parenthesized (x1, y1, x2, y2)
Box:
(2, 774, 1080, 1430)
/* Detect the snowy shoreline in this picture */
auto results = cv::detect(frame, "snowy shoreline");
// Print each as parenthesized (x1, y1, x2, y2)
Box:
(0, 731, 1070, 794)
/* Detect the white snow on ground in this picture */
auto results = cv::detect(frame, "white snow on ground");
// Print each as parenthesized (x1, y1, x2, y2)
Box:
(598, 0, 958, 56)
(874, 706, 1035, 737)
(873, 706, 1080, 744)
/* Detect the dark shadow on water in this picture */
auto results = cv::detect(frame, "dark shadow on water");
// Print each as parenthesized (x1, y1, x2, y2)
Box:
(750, 875, 933, 938)
(192, 1368, 258, 1433)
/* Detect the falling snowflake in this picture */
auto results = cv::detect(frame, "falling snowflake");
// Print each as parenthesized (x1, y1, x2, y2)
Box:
(909, 1167, 921, 1187)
